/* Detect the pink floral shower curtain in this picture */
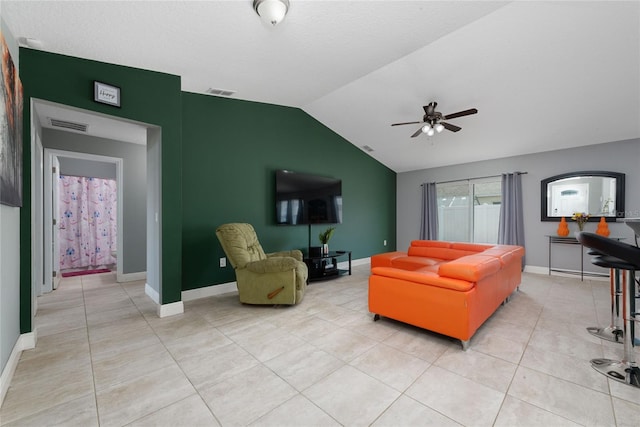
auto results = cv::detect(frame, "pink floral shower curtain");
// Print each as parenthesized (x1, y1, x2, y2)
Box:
(58, 175, 117, 269)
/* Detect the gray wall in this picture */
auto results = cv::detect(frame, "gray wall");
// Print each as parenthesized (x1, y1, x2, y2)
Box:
(58, 157, 116, 180)
(1, 17, 22, 375)
(397, 138, 640, 274)
(42, 129, 147, 274)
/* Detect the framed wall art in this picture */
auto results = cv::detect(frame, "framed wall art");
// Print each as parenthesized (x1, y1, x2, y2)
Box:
(94, 81, 121, 107)
(1, 31, 24, 207)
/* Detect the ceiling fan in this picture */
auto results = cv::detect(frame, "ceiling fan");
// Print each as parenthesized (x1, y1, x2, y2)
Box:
(391, 102, 478, 137)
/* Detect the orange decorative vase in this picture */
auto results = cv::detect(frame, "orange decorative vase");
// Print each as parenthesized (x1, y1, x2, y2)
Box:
(596, 217, 610, 237)
(557, 217, 570, 236)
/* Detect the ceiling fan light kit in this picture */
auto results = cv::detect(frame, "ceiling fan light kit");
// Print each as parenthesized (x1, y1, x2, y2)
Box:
(253, 0, 290, 26)
(422, 125, 435, 136)
(392, 101, 478, 138)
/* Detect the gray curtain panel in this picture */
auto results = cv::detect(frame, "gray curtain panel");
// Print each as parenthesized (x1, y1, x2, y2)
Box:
(498, 172, 526, 268)
(420, 182, 438, 240)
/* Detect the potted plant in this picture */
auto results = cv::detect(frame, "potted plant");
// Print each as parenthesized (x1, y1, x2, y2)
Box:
(318, 226, 335, 255)
(571, 212, 590, 232)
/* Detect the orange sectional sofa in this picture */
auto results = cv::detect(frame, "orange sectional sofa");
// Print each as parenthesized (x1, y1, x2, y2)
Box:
(369, 240, 525, 350)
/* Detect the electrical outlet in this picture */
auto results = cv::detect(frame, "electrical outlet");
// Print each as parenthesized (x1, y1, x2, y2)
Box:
(383, 240, 387, 246)
(219, 257, 227, 268)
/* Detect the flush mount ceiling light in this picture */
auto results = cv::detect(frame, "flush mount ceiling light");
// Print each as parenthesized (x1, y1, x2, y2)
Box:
(253, 0, 290, 26)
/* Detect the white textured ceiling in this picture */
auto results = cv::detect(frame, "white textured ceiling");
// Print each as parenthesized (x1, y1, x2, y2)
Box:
(3, 1, 639, 172)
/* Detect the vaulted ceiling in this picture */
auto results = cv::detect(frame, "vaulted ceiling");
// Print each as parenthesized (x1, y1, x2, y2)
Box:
(3, 1, 639, 172)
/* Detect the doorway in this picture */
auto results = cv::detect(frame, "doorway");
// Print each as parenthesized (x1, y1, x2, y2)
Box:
(31, 99, 160, 310)
(43, 149, 123, 293)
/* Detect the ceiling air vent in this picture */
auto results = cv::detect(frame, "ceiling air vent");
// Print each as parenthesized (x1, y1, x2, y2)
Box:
(205, 87, 236, 97)
(361, 145, 375, 152)
(49, 118, 88, 132)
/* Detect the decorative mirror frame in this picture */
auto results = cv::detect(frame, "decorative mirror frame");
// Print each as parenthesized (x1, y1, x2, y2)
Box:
(541, 171, 625, 222)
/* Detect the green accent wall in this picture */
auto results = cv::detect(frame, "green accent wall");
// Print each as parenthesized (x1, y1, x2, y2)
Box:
(19, 49, 183, 326)
(17, 49, 396, 326)
(181, 93, 396, 290)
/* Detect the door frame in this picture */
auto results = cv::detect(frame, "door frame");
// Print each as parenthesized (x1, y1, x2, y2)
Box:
(30, 98, 165, 326)
(42, 149, 123, 293)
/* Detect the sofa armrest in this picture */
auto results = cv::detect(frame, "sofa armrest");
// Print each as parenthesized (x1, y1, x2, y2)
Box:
(371, 267, 474, 291)
(437, 254, 501, 282)
(371, 251, 407, 268)
(246, 257, 299, 273)
(268, 250, 303, 262)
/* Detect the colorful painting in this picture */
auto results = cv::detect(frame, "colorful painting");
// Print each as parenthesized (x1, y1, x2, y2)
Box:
(0, 31, 24, 207)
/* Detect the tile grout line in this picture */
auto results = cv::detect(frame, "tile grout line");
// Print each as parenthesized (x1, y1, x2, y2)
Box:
(589, 277, 622, 427)
(490, 286, 547, 426)
(5, 270, 635, 426)
(111, 279, 225, 427)
(138, 298, 226, 426)
(201, 310, 337, 425)
(80, 275, 102, 426)
(498, 278, 622, 426)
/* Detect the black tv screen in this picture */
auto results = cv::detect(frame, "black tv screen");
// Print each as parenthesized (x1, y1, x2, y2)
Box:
(276, 170, 342, 225)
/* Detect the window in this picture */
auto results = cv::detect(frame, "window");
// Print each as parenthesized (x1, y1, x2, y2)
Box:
(277, 199, 302, 224)
(436, 177, 501, 243)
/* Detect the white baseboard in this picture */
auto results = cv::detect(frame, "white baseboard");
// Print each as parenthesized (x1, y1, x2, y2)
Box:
(181, 257, 370, 303)
(1, 331, 37, 406)
(339, 256, 370, 269)
(524, 265, 548, 275)
(145, 283, 159, 304)
(145, 283, 184, 317)
(182, 282, 237, 302)
(158, 301, 184, 318)
(117, 271, 146, 283)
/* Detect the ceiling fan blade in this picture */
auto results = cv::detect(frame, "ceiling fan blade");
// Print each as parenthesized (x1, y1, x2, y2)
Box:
(410, 127, 424, 138)
(441, 122, 461, 132)
(443, 108, 478, 120)
(391, 121, 422, 126)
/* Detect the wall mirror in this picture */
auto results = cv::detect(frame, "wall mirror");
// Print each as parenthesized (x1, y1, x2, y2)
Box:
(541, 171, 625, 221)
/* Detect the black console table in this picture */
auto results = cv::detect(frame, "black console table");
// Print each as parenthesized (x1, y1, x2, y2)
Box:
(547, 235, 623, 281)
(305, 250, 352, 282)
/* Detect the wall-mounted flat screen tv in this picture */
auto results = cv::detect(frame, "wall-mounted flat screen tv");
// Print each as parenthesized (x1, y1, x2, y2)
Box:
(275, 170, 342, 225)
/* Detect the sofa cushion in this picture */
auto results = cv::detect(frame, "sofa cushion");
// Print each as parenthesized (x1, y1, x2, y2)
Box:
(408, 246, 479, 260)
(415, 264, 441, 274)
(450, 242, 493, 252)
(480, 247, 514, 266)
(371, 266, 474, 291)
(410, 240, 451, 248)
(371, 251, 407, 268)
(438, 254, 502, 282)
(391, 256, 442, 270)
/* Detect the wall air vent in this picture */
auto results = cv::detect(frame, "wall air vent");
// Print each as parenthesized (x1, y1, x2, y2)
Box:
(361, 145, 375, 152)
(48, 118, 88, 132)
(205, 87, 236, 97)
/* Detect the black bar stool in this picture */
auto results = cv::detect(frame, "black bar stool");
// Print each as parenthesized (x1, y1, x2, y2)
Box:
(587, 250, 624, 343)
(577, 232, 639, 388)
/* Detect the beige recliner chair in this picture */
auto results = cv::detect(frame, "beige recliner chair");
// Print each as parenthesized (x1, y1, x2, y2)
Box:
(215, 223, 307, 305)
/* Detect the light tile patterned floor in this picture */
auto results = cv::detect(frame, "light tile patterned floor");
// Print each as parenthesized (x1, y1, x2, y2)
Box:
(1, 265, 639, 426)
